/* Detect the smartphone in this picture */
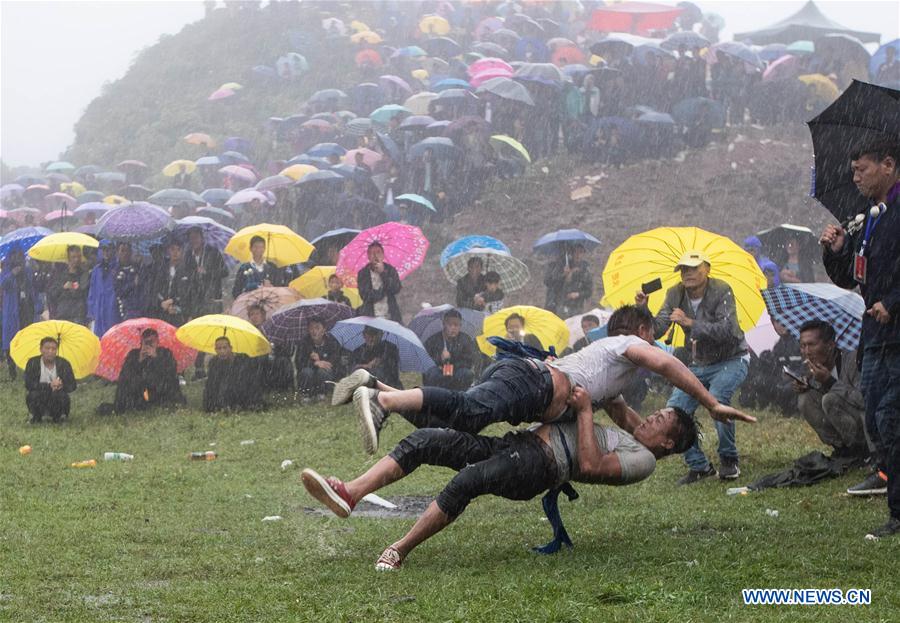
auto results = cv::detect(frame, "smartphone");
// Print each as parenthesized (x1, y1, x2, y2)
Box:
(642, 278, 663, 295)
(782, 365, 807, 385)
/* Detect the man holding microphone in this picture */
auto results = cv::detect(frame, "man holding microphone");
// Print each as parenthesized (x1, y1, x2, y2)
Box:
(636, 250, 749, 485)
(820, 140, 900, 540)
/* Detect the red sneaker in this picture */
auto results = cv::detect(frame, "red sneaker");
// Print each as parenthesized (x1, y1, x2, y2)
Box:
(375, 545, 403, 571)
(301, 468, 355, 518)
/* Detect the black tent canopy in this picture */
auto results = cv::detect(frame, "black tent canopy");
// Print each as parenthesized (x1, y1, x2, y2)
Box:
(735, 1, 881, 46)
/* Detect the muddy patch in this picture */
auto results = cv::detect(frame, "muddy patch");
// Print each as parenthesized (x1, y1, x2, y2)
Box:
(304, 495, 433, 519)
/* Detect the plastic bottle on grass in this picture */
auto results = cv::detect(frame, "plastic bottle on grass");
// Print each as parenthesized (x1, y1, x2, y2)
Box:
(19, 445, 32, 456)
(71, 459, 97, 468)
(104, 452, 134, 461)
(190, 451, 217, 461)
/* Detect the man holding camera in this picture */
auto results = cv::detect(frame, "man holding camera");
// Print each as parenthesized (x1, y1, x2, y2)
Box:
(636, 250, 749, 485)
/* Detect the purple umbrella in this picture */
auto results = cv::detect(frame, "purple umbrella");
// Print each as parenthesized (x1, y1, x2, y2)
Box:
(72, 202, 111, 219)
(196, 206, 235, 223)
(261, 298, 354, 347)
(95, 202, 175, 242)
(1, 184, 25, 200)
(379, 74, 413, 95)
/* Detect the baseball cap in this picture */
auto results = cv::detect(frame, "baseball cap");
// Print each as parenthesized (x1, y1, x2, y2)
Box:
(674, 250, 711, 271)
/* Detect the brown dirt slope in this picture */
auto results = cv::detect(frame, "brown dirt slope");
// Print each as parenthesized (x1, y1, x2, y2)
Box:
(396, 124, 838, 319)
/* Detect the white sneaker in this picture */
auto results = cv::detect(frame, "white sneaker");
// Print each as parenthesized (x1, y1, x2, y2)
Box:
(353, 387, 387, 455)
(331, 369, 374, 406)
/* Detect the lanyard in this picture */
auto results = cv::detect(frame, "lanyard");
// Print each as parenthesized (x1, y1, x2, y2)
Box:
(859, 210, 883, 257)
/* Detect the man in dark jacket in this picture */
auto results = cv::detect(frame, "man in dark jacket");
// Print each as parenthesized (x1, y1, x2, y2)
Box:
(820, 140, 900, 539)
(24, 336, 76, 423)
(357, 241, 402, 322)
(183, 227, 229, 379)
(636, 250, 749, 485)
(2, 249, 39, 380)
(350, 326, 402, 389)
(203, 336, 263, 412)
(455, 257, 485, 310)
(232, 235, 282, 298)
(544, 244, 594, 318)
(113, 328, 186, 413)
(48, 245, 90, 324)
(150, 240, 195, 327)
(295, 317, 345, 399)
(422, 309, 477, 390)
(113, 243, 143, 320)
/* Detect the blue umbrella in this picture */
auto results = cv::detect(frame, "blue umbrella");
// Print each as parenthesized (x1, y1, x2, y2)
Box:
(713, 41, 763, 70)
(148, 188, 205, 206)
(287, 154, 332, 169)
(307, 142, 347, 158)
(223, 137, 253, 154)
(196, 206, 235, 223)
(219, 151, 250, 165)
(870, 39, 900, 82)
(395, 193, 435, 212)
(195, 156, 222, 167)
(376, 132, 403, 163)
(432, 78, 472, 92)
(671, 97, 726, 128)
(311, 227, 361, 247)
(1, 184, 25, 200)
(72, 202, 111, 218)
(0, 226, 53, 261)
(200, 188, 233, 207)
(295, 170, 345, 186)
(76, 190, 105, 204)
(371, 104, 412, 124)
(762, 283, 865, 352)
(173, 216, 237, 267)
(331, 316, 436, 372)
(533, 229, 600, 254)
(391, 46, 427, 59)
(408, 304, 487, 342)
(15, 175, 46, 187)
(661, 30, 710, 51)
(440, 235, 510, 267)
(408, 136, 460, 161)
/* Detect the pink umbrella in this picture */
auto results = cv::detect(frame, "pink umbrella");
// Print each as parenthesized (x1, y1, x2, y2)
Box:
(745, 311, 780, 355)
(208, 88, 235, 101)
(44, 192, 77, 210)
(762, 54, 801, 82)
(45, 208, 76, 222)
(343, 148, 382, 169)
(7, 207, 43, 224)
(467, 57, 514, 78)
(219, 165, 257, 184)
(336, 222, 430, 288)
(230, 286, 301, 320)
(23, 184, 51, 200)
(470, 67, 515, 87)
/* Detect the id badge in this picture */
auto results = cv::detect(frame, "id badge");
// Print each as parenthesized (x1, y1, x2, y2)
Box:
(854, 253, 867, 284)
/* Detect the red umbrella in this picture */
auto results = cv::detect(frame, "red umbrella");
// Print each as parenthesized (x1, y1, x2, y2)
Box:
(95, 318, 197, 381)
(551, 45, 586, 66)
(355, 48, 383, 68)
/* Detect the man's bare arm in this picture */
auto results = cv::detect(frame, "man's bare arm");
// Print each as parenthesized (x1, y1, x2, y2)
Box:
(571, 386, 623, 483)
(601, 395, 642, 434)
(624, 344, 756, 424)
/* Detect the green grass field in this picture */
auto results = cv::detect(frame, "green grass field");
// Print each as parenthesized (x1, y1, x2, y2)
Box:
(1, 375, 896, 622)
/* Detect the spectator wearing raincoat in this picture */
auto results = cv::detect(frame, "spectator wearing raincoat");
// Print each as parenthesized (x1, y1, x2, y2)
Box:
(86, 241, 121, 337)
(1, 249, 40, 380)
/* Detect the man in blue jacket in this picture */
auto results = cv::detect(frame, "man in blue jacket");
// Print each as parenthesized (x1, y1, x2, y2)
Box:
(821, 140, 900, 540)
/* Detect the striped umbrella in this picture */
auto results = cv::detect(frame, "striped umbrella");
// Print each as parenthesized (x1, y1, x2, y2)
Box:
(762, 283, 864, 351)
(443, 248, 530, 293)
(261, 298, 354, 347)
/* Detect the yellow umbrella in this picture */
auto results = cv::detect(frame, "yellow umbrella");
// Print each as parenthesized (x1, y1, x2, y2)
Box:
(10, 320, 100, 379)
(411, 69, 429, 82)
(60, 181, 86, 197)
(103, 195, 129, 205)
(601, 226, 767, 347)
(176, 314, 270, 357)
(798, 74, 840, 106)
(219, 82, 243, 91)
(27, 232, 99, 263)
(350, 20, 370, 33)
(489, 135, 532, 163)
(225, 223, 314, 267)
(350, 30, 382, 44)
(476, 305, 569, 357)
(184, 132, 215, 147)
(290, 266, 362, 308)
(162, 159, 197, 176)
(278, 164, 317, 181)
(419, 14, 451, 35)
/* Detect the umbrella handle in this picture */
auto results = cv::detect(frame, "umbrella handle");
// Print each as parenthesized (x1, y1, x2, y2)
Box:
(664, 322, 677, 346)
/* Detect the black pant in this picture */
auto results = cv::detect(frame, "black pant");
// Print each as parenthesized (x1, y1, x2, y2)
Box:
(27, 389, 70, 422)
(389, 428, 557, 518)
(422, 366, 475, 391)
(296, 366, 336, 395)
(407, 358, 553, 434)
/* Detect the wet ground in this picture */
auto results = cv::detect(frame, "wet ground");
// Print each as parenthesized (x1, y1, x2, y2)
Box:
(303, 495, 433, 519)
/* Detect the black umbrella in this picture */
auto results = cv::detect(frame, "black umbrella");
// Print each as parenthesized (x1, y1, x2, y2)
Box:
(807, 80, 900, 223)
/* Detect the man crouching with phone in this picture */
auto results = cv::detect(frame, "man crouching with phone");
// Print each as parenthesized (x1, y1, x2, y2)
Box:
(791, 321, 878, 486)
